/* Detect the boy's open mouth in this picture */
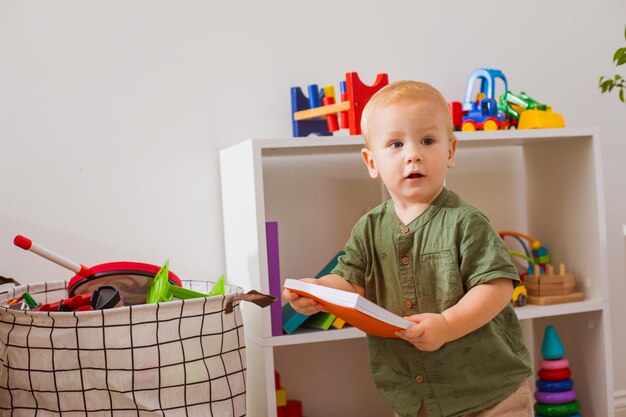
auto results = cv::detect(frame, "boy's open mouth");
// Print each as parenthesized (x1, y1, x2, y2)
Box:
(406, 173, 424, 179)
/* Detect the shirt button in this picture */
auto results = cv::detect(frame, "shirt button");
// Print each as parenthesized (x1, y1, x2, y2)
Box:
(401, 257, 410, 265)
(401, 226, 409, 234)
(415, 374, 425, 383)
(404, 299, 414, 308)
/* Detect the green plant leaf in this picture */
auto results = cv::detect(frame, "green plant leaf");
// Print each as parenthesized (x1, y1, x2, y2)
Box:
(614, 47, 626, 64)
(600, 79, 614, 92)
(598, 27, 625, 102)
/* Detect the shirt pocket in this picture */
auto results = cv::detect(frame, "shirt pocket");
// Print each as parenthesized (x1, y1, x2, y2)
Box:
(417, 249, 463, 313)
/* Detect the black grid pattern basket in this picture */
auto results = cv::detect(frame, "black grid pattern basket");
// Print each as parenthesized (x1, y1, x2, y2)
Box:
(0, 280, 246, 417)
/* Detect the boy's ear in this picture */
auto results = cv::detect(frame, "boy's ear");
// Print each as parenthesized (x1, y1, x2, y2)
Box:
(447, 136, 458, 168)
(361, 147, 380, 179)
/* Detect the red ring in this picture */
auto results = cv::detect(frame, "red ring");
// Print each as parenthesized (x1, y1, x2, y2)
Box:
(538, 367, 571, 381)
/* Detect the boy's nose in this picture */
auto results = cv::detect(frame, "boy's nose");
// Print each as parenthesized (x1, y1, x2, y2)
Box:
(405, 148, 422, 163)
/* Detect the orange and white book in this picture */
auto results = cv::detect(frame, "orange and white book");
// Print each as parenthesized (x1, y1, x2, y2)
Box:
(283, 279, 413, 338)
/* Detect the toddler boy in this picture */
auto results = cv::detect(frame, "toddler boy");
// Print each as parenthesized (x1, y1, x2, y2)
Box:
(283, 81, 532, 417)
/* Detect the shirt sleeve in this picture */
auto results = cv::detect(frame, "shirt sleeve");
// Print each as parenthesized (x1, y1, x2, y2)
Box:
(331, 217, 368, 288)
(459, 210, 520, 289)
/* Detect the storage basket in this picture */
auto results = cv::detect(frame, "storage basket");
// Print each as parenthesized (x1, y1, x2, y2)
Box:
(0, 280, 271, 417)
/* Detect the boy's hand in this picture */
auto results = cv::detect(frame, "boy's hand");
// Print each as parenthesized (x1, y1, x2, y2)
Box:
(282, 278, 326, 316)
(395, 313, 450, 351)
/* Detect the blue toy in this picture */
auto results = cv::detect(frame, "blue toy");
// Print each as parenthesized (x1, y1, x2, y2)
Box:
(290, 85, 330, 137)
(461, 68, 510, 131)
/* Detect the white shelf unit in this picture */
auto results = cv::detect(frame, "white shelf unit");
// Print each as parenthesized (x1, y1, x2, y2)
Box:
(220, 128, 613, 417)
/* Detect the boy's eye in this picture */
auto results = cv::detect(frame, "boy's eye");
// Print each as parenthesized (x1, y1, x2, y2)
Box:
(389, 141, 403, 149)
(421, 137, 435, 145)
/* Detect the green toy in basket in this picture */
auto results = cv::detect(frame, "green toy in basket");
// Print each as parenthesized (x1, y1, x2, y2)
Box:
(146, 260, 225, 304)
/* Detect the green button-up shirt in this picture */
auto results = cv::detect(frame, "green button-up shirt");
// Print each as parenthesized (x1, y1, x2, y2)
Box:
(333, 188, 532, 417)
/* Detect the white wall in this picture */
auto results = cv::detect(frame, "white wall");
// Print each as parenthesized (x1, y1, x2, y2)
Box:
(1, 0, 625, 411)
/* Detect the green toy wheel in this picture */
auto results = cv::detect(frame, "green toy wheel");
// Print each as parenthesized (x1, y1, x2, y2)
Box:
(534, 400, 580, 416)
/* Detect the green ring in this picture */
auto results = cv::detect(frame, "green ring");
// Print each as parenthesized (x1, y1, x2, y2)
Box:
(534, 400, 581, 416)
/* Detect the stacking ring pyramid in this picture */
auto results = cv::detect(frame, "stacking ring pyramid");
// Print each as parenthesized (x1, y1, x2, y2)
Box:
(534, 325, 582, 417)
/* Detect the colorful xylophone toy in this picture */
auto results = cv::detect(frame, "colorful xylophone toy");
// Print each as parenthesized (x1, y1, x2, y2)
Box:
(291, 72, 388, 137)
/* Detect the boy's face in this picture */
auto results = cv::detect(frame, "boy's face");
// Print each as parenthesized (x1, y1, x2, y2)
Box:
(361, 98, 457, 206)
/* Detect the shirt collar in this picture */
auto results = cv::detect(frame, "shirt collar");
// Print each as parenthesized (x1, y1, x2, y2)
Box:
(389, 187, 450, 232)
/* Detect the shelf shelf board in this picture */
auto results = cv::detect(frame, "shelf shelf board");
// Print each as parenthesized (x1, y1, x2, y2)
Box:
(260, 326, 366, 347)
(455, 127, 594, 147)
(514, 299, 605, 320)
(252, 128, 595, 157)
(249, 300, 605, 347)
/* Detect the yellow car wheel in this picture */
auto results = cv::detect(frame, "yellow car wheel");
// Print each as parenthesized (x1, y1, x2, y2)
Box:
(483, 119, 498, 131)
(462, 122, 476, 132)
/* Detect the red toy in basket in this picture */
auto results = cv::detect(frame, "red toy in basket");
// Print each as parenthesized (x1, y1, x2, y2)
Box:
(14, 235, 183, 305)
(33, 285, 123, 312)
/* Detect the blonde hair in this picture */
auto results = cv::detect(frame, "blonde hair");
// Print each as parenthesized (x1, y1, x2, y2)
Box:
(360, 80, 455, 146)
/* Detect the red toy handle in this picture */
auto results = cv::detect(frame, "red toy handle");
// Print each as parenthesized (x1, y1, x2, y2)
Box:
(13, 235, 33, 250)
(13, 234, 91, 277)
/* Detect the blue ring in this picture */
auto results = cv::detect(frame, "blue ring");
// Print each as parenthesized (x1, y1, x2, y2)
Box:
(536, 378, 574, 392)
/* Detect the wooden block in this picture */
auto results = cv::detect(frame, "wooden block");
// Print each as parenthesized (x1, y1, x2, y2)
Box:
(525, 273, 575, 286)
(282, 303, 310, 334)
(322, 96, 340, 132)
(527, 288, 537, 296)
(307, 84, 320, 108)
(539, 280, 576, 289)
(541, 282, 576, 290)
(345, 72, 389, 135)
(525, 274, 537, 284)
(266, 222, 284, 337)
(276, 388, 287, 407)
(331, 316, 346, 329)
(525, 273, 577, 296)
(274, 371, 281, 390)
(527, 292, 584, 305)
(291, 86, 330, 137)
(303, 312, 336, 330)
(526, 285, 576, 297)
(285, 400, 303, 417)
(542, 274, 575, 284)
(340, 80, 349, 129)
(524, 280, 538, 289)
(535, 286, 575, 297)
